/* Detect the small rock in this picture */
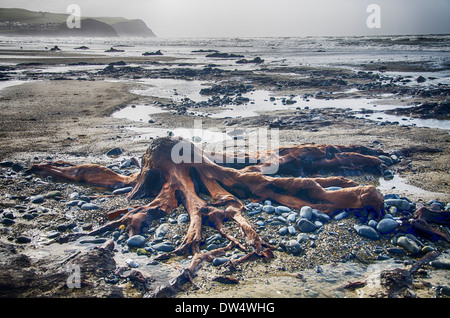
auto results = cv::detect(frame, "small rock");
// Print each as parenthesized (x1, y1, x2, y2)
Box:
(313, 210, 330, 223)
(296, 219, 316, 233)
(31, 195, 44, 204)
(287, 225, 296, 235)
(262, 205, 275, 213)
(287, 213, 297, 222)
(416, 75, 427, 83)
(79, 203, 99, 211)
(387, 247, 405, 255)
(66, 200, 80, 207)
(126, 258, 140, 268)
(45, 191, 62, 199)
(113, 187, 134, 195)
(56, 224, 67, 232)
(152, 242, 175, 252)
(333, 211, 348, 221)
(126, 235, 146, 248)
(278, 227, 288, 236)
(177, 213, 189, 224)
(154, 223, 169, 240)
(286, 239, 302, 255)
(376, 218, 399, 234)
(368, 220, 378, 228)
(1, 218, 15, 225)
(107, 147, 123, 157)
(397, 236, 420, 254)
(212, 257, 230, 266)
(276, 206, 291, 213)
(16, 236, 31, 244)
(429, 260, 450, 270)
(421, 246, 435, 254)
(299, 206, 313, 220)
(384, 199, 411, 211)
(354, 225, 380, 240)
(136, 248, 151, 256)
(22, 213, 35, 220)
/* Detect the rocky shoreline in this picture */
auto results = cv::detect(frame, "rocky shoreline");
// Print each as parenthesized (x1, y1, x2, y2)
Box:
(0, 44, 449, 298)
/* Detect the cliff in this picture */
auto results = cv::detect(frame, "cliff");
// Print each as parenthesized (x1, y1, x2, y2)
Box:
(0, 8, 155, 37)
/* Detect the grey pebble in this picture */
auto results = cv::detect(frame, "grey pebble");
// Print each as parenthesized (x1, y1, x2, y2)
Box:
(212, 257, 230, 266)
(31, 195, 44, 204)
(151, 242, 175, 252)
(376, 218, 399, 234)
(80, 203, 99, 211)
(354, 225, 380, 240)
(113, 187, 134, 195)
(297, 219, 316, 233)
(397, 236, 420, 254)
(126, 235, 147, 248)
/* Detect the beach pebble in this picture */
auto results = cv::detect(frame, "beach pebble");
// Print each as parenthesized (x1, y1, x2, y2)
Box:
(45, 191, 62, 199)
(333, 211, 348, 221)
(177, 213, 189, 224)
(397, 236, 420, 254)
(126, 258, 140, 268)
(384, 199, 411, 211)
(287, 225, 296, 235)
(1, 218, 15, 225)
(368, 220, 378, 228)
(66, 200, 79, 207)
(286, 239, 302, 255)
(287, 212, 298, 222)
(296, 219, 316, 233)
(262, 205, 275, 213)
(279, 227, 288, 236)
(80, 203, 99, 211)
(429, 260, 450, 270)
(154, 223, 169, 240)
(31, 195, 44, 204)
(275, 206, 291, 214)
(212, 257, 230, 266)
(151, 242, 175, 252)
(313, 210, 330, 223)
(107, 147, 123, 157)
(421, 246, 435, 254)
(376, 218, 399, 234)
(113, 187, 133, 195)
(299, 206, 313, 220)
(16, 236, 31, 244)
(354, 225, 380, 240)
(126, 235, 146, 248)
(387, 247, 405, 255)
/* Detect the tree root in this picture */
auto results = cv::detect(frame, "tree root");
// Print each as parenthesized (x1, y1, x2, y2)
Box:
(28, 137, 387, 296)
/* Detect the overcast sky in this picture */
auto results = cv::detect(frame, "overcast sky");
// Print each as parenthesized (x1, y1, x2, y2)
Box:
(1, 0, 449, 37)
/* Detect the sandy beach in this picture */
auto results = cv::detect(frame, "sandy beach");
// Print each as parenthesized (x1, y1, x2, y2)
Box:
(0, 37, 449, 299)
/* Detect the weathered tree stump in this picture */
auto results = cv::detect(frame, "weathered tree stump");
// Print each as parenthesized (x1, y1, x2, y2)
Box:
(28, 137, 387, 296)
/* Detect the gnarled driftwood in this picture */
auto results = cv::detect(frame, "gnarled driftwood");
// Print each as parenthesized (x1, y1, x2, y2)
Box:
(28, 137, 386, 296)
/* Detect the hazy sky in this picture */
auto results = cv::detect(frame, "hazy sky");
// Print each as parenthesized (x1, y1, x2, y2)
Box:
(1, 0, 449, 37)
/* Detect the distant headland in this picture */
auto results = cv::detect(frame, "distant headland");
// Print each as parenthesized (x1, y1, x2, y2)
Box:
(0, 8, 156, 37)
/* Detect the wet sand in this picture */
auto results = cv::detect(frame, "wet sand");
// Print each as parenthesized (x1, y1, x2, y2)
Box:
(0, 45, 449, 299)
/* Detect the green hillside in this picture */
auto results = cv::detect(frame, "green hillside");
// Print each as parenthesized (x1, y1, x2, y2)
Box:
(0, 8, 155, 37)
